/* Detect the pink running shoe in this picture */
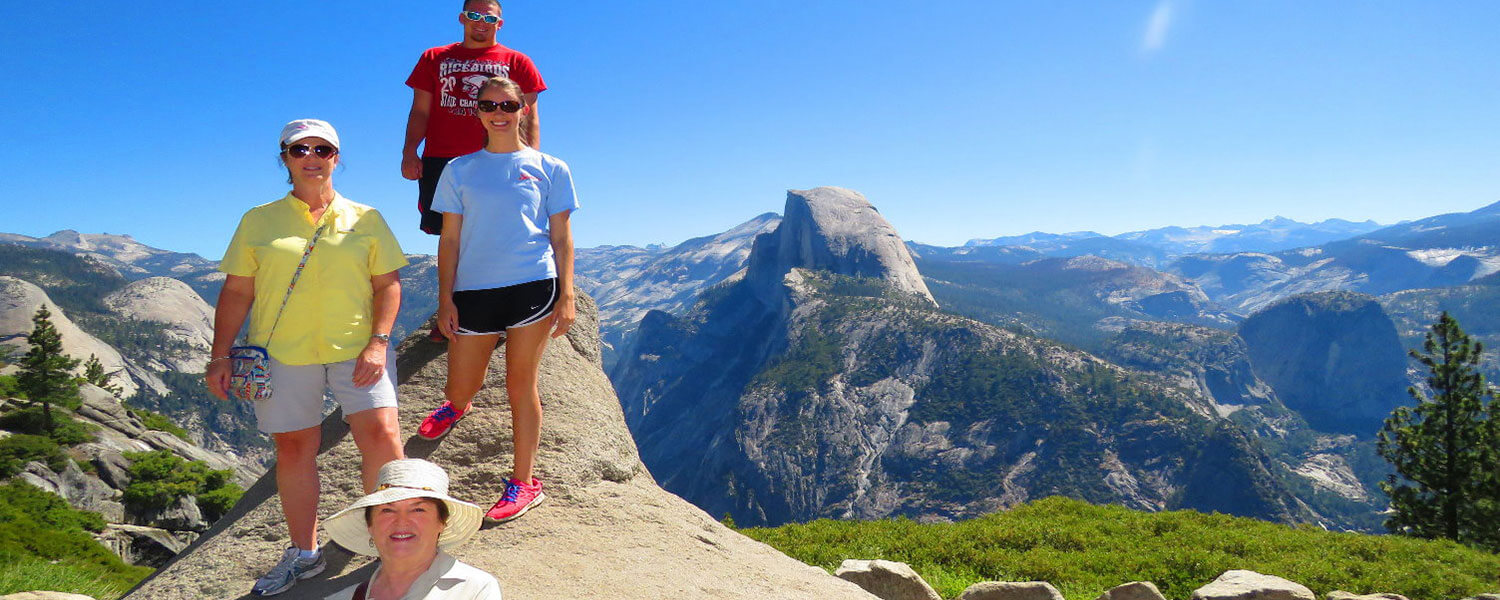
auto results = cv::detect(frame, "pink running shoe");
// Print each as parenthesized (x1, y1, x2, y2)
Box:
(486, 478, 546, 523)
(417, 401, 469, 440)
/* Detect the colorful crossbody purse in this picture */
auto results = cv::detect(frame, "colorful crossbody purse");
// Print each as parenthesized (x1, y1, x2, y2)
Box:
(228, 224, 326, 402)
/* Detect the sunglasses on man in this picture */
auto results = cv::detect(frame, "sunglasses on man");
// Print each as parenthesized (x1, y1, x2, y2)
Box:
(462, 11, 500, 23)
(283, 144, 338, 159)
(477, 100, 523, 113)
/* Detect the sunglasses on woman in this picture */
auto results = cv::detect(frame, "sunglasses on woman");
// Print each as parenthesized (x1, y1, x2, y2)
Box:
(283, 144, 338, 159)
(462, 11, 500, 23)
(476, 100, 523, 113)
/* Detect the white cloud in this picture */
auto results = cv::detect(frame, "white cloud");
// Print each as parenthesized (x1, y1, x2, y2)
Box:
(1141, 1, 1174, 54)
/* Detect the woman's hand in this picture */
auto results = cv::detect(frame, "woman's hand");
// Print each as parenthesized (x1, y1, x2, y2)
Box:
(205, 358, 232, 401)
(436, 297, 460, 340)
(352, 339, 389, 388)
(550, 292, 576, 338)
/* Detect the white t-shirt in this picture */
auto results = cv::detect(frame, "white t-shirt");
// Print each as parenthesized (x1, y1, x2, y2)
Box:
(431, 147, 580, 291)
(324, 551, 501, 600)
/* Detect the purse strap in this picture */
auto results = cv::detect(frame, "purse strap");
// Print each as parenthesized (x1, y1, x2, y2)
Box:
(263, 223, 327, 348)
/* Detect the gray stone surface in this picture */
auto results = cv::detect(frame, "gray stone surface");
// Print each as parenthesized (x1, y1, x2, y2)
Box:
(835, 559, 942, 600)
(1192, 570, 1315, 600)
(133, 494, 207, 532)
(97, 523, 197, 567)
(0, 276, 137, 397)
(19, 460, 125, 523)
(957, 581, 1066, 600)
(76, 443, 133, 489)
(122, 292, 878, 600)
(0, 592, 99, 600)
(1325, 592, 1409, 600)
(1097, 581, 1167, 600)
(746, 187, 936, 306)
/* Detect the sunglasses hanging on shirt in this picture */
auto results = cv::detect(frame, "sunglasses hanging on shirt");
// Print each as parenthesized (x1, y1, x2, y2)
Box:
(476, 100, 523, 114)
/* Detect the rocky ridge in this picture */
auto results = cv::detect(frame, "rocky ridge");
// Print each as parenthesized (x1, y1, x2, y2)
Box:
(123, 293, 878, 600)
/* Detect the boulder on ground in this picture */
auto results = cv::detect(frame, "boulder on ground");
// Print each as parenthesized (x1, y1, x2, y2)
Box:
(1098, 581, 1167, 600)
(1325, 592, 1409, 600)
(958, 581, 1065, 600)
(131, 494, 206, 532)
(19, 460, 125, 522)
(835, 559, 942, 600)
(1192, 570, 1314, 600)
(0, 592, 98, 600)
(96, 523, 197, 567)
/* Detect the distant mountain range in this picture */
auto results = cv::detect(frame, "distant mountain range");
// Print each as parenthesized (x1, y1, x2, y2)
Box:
(965, 216, 1387, 258)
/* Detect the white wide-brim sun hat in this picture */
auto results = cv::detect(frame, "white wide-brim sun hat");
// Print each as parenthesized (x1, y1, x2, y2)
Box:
(324, 459, 484, 557)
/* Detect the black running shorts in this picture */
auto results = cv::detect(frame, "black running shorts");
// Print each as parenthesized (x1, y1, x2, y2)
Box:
(418, 156, 456, 235)
(452, 278, 558, 335)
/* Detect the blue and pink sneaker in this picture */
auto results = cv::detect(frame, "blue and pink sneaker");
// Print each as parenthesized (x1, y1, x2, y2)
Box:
(417, 401, 470, 440)
(486, 477, 546, 523)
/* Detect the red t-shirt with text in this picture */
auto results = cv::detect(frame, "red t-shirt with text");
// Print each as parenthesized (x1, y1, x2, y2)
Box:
(406, 43, 547, 158)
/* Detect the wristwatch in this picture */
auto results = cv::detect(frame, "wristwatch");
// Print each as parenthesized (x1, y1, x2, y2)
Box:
(371, 333, 392, 343)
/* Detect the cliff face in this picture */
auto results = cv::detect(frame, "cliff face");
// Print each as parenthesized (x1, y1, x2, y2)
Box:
(124, 293, 877, 600)
(747, 187, 935, 306)
(1238, 291, 1409, 435)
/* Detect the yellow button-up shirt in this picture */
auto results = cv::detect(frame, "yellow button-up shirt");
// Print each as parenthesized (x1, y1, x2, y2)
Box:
(221, 193, 408, 366)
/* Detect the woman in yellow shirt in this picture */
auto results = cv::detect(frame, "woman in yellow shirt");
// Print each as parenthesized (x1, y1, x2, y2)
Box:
(205, 119, 409, 597)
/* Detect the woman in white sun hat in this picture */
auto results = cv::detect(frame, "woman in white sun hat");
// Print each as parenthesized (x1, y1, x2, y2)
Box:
(324, 459, 499, 600)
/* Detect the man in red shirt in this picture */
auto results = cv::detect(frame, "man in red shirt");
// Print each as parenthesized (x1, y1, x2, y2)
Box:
(402, 0, 547, 235)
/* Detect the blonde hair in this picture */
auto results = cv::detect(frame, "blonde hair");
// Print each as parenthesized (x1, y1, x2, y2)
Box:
(477, 76, 532, 147)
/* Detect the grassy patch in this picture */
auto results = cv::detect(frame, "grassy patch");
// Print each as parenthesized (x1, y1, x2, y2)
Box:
(738, 497, 1500, 600)
(0, 557, 138, 599)
(0, 481, 150, 597)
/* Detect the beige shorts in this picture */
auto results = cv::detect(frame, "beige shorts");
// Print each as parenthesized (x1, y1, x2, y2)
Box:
(254, 349, 398, 434)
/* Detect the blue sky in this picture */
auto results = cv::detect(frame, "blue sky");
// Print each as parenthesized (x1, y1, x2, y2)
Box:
(2, 1, 1498, 258)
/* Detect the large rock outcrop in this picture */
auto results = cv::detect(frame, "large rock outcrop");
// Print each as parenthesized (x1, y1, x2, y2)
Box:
(1238, 292, 1408, 435)
(746, 187, 935, 306)
(0, 276, 137, 396)
(123, 293, 876, 600)
(102, 277, 214, 373)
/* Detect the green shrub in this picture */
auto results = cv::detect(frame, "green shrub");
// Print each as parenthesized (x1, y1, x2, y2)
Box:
(196, 483, 245, 522)
(739, 497, 1500, 600)
(0, 405, 95, 444)
(128, 406, 190, 441)
(0, 375, 19, 398)
(0, 434, 67, 477)
(0, 481, 149, 596)
(121, 450, 243, 524)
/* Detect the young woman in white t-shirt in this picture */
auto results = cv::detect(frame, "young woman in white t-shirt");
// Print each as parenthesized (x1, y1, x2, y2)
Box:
(418, 75, 579, 524)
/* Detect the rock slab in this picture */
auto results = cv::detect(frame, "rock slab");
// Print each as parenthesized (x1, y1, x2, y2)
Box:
(122, 292, 877, 600)
(1193, 570, 1315, 600)
(958, 581, 1066, 600)
(1098, 581, 1168, 600)
(835, 559, 942, 600)
(1325, 593, 1410, 600)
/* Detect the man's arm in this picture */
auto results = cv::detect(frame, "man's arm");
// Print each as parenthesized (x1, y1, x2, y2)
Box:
(402, 88, 434, 180)
(524, 92, 540, 149)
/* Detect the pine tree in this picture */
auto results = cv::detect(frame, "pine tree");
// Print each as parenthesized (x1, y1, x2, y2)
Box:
(15, 306, 80, 434)
(82, 354, 123, 396)
(1377, 311, 1499, 549)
